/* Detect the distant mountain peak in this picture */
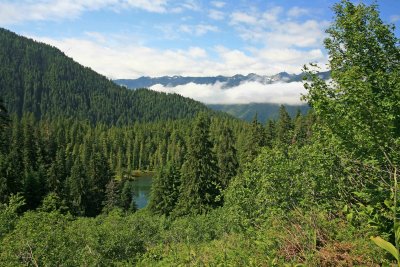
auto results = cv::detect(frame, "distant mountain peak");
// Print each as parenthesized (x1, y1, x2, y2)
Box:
(114, 71, 330, 90)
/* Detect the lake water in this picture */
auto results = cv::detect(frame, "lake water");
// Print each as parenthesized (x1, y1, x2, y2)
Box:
(132, 175, 153, 209)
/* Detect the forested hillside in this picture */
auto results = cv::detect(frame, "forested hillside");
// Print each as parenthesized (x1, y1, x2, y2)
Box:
(0, 1, 399, 266)
(208, 103, 309, 123)
(0, 28, 211, 125)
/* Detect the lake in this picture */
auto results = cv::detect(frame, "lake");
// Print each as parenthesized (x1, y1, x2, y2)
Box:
(132, 175, 153, 209)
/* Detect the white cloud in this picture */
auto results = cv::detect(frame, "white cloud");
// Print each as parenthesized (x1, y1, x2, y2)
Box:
(257, 48, 324, 64)
(265, 20, 328, 48)
(84, 31, 108, 44)
(180, 0, 201, 11)
(187, 47, 208, 58)
(30, 34, 327, 80)
(230, 12, 258, 25)
(209, 9, 225, 20)
(155, 24, 181, 40)
(0, 0, 169, 25)
(211, 1, 225, 8)
(262, 7, 283, 23)
(124, 0, 168, 13)
(287, 7, 310, 18)
(150, 81, 307, 104)
(230, 8, 328, 49)
(179, 24, 219, 36)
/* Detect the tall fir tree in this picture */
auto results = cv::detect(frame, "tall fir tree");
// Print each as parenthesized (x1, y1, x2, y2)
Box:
(291, 109, 307, 145)
(2, 117, 23, 197)
(265, 119, 276, 148)
(120, 180, 137, 212)
(173, 113, 220, 216)
(276, 105, 293, 147)
(241, 113, 265, 165)
(0, 97, 10, 133)
(214, 123, 238, 190)
(103, 178, 121, 213)
(65, 158, 88, 216)
(86, 149, 112, 216)
(47, 148, 67, 196)
(148, 162, 181, 216)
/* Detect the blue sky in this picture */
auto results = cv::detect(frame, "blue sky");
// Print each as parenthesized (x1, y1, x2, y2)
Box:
(0, 0, 399, 104)
(1, 0, 399, 79)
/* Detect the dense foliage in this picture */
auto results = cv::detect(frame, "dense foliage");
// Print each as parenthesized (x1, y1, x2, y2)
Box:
(0, 1, 399, 266)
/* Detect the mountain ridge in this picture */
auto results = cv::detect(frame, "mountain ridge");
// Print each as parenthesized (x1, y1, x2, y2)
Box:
(0, 28, 216, 125)
(114, 71, 330, 89)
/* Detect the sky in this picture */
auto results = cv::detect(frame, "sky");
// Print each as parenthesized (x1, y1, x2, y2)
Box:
(1, 0, 399, 104)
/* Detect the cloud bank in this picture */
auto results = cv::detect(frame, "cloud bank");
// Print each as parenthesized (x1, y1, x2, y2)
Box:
(150, 81, 307, 105)
(33, 34, 326, 79)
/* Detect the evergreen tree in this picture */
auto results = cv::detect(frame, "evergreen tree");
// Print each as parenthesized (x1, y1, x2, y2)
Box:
(291, 110, 307, 145)
(120, 180, 137, 212)
(214, 123, 238, 190)
(47, 148, 67, 195)
(241, 114, 265, 164)
(173, 113, 220, 216)
(103, 178, 120, 213)
(276, 105, 293, 147)
(0, 97, 10, 133)
(86, 150, 112, 216)
(265, 119, 276, 148)
(2, 118, 23, 197)
(65, 158, 88, 216)
(21, 114, 37, 173)
(23, 169, 46, 210)
(148, 162, 181, 216)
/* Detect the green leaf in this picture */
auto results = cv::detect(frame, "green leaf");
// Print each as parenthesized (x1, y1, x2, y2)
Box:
(346, 212, 353, 222)
(342, 204, 348, 213)
(370, 236, 399, 262)
(384, 199, 392, 209)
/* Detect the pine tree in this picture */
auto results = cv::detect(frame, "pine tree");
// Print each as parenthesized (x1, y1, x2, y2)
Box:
(265, 119, 276, 148)
(65, 158, 88, 216)
(86, 150, 112, 216)
(276, 105, 293, 146)
(23, 171, 42, 209)
(3, 118, 23, 196)
(291, 110, 307, 145)
(120, 180, 137, 212)
(241, 113, 265, 164)
(148, 162, 181, 216)
(103, 178, 120, 213)
(21, 113, 37, 173)
(0, 97, 10, 133)
(173, 113, 220, 216)
(214, 123, 238, 190)
(47, 148, 66, 195)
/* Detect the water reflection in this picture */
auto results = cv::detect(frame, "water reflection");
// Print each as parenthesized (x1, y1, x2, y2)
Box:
(131, 175, 153, 209)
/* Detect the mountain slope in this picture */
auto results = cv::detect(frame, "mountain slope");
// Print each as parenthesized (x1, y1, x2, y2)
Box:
(208, 103, 309, 123)
(0, 28, 212, 125)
